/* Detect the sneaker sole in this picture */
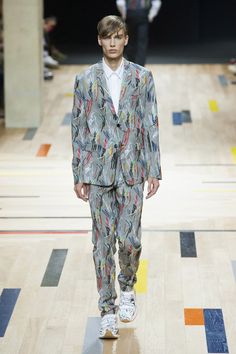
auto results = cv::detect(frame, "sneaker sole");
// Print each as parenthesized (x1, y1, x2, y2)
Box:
(119, 308, 137, 323)
(99, 330, 119, 339)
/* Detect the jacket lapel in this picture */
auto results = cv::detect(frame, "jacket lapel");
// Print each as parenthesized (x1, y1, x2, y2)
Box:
(95, 61, 116, 115)
(117, 59, 132, 117)
(95, 60, 109, 96)
(95, 58, 133, 118)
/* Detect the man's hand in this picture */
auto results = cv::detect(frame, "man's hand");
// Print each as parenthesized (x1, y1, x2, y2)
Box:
(74, 183, 90, 202)
(148, 14, 155, 23)
(146, 177, 160, 199)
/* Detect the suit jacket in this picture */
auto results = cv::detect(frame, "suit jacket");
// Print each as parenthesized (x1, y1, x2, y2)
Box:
(71, 58, 161, 186)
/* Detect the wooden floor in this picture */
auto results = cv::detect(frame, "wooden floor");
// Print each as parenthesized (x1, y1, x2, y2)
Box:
(0, 63, 236, 353)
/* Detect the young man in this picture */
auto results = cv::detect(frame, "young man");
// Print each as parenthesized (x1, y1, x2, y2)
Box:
(71, 15, 161, 339)
(116, 0, 162, 66)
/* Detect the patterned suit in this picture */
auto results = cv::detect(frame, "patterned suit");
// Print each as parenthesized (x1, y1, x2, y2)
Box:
(71, 58, 161, 316)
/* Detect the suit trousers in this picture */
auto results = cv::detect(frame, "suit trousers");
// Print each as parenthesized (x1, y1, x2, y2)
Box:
(88, 153, 144, 316)
(125, 9, 149, 66)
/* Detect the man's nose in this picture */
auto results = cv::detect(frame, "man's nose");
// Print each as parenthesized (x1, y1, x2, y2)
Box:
(110, 38, 115, 47)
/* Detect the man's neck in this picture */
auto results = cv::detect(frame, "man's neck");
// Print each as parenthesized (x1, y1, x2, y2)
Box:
(103, 56, 123, 71)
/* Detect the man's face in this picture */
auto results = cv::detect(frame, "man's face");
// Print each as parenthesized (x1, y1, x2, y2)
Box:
(44, 20, 56, 32)
(98, 29, 128, 60)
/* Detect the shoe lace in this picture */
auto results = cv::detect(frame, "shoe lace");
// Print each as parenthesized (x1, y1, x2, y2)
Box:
(120, 292, 135, 309)
(101, 315, 117, 331)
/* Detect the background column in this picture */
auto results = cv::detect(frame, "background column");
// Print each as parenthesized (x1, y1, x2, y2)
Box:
(3, 0, 43, 128)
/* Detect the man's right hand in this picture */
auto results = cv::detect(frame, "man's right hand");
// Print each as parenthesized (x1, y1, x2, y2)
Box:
(74, 183, 90, 202)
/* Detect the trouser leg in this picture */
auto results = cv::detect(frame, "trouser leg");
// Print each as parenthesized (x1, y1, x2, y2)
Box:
(126, 9, 149, 66)
(125, 17, 137, 63)
(135, 21, 149, 66)
(116, 182, 144, 291)
(88, 184, 118, 316)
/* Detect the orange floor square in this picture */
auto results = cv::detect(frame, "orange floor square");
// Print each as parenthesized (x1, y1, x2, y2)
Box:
(36, 144, 51, 157)
(184, 308, 205, 325)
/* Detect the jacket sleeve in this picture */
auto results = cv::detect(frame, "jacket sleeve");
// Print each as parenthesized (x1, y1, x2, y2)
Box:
(71, 75, 87, 185)
(144, 71, 162, 180)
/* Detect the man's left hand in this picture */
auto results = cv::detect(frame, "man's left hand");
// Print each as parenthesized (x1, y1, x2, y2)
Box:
(146, 177, 160, 199)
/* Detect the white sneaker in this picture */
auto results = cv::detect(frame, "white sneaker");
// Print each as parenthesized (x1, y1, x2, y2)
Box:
(99, 314, 119, 339)
(119, 290, 137, 323)
(44, 55, 59, 68)
(228, 64, 236, 74)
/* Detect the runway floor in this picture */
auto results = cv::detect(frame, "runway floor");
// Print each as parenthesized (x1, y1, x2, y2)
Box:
(0, 63, 236, 353)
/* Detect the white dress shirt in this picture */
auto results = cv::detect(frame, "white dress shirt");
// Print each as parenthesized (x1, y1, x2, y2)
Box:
(103, 58, 124, 114)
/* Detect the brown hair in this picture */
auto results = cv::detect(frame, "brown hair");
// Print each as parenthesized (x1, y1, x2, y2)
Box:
(97, 15, 128, 38)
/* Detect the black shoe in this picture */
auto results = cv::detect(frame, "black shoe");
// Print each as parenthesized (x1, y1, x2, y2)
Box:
(44, 68, 54, 80)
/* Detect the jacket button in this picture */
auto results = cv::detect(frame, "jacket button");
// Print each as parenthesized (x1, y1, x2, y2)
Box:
(116, 123, 120, 127)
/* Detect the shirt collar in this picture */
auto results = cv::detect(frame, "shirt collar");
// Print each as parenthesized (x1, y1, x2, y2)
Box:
(103, 58, 124, 80)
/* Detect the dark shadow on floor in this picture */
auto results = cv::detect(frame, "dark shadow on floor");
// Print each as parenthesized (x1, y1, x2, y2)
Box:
(59, 39, 236, 65)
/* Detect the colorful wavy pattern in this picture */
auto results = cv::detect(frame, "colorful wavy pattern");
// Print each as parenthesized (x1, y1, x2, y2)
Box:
(71, 59, 161, 186)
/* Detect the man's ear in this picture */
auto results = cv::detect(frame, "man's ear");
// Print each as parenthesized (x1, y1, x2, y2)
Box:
(98, 36, 102, 46)
(124, 35, 129, 46)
